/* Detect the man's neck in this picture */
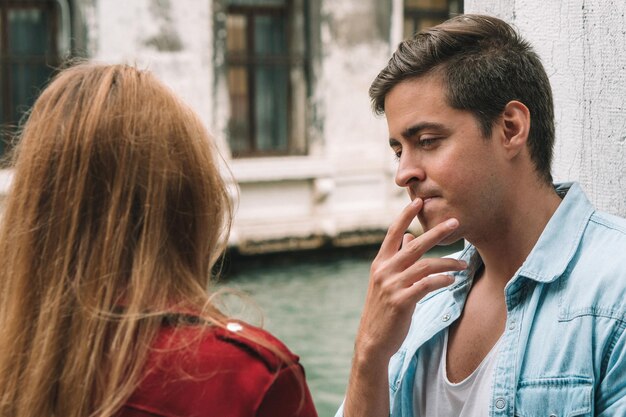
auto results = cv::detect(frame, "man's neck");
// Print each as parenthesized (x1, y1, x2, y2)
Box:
(470, 181, 563, 287)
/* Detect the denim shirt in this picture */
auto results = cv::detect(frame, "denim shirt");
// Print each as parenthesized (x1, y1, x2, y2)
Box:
(336, 182, 626, 416)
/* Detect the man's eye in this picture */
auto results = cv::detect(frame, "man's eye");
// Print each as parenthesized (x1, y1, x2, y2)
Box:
(393, 150, 402, 160)
(419, 137, 440, 148)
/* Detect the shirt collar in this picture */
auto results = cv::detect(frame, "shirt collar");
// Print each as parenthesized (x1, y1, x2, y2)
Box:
(517, 182, 594, 283)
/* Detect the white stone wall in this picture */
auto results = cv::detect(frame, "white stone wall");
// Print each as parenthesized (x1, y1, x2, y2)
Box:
(91, 0, 216, 138)
(466, 0, 626, 216)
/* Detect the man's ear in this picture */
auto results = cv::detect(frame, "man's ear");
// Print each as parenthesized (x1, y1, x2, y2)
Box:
(500, 100, 530, 159)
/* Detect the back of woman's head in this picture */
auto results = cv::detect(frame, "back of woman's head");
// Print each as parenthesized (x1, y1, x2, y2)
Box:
(0, 63, 231, 417)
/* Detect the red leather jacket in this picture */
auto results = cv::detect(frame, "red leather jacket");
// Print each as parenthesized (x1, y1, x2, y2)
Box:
(119, 320, 318, 417)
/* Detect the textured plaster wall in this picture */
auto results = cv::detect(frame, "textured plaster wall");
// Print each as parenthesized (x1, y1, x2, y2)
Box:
(319, 0, 405, 220)
(91, 0, 215, 138)
(466, 0, 626, 216)
(320, 0, 390, 165)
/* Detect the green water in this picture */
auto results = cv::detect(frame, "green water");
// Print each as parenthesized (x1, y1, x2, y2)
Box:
(220, 243, 462, 417)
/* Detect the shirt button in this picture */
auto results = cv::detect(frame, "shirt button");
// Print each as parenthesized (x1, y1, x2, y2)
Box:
(442, 314, 451, 322)
(508, 320, 516, 330)
(495, 398, 506, 409)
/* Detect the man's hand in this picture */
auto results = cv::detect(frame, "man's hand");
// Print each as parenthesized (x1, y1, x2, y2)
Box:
(356, 198, 466, 359)
(343, 198, 466, 417)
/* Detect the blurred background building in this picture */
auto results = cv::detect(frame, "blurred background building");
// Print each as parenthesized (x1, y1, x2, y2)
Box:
(0, 0, 624, 253)
(0, 0, 464, 254)
(1, 1, 625, 415)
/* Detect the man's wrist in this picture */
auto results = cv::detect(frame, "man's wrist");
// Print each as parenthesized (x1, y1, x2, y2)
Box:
(351, 346, 391, 379)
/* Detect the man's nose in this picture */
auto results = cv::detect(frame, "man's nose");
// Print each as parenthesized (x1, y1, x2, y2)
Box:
(395, 155, 426, 187)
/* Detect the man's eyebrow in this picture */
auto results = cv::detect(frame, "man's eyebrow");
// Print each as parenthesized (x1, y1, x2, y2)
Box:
(388, 122, 449, 147)
(401, 122, 448, 139)
(389, 138, 401, 148)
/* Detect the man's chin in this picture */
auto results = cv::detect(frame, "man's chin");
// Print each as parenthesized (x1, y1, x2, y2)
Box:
(418, 217, 462, 246)
(437, 234, 462, 246)
(417, 216, 441, 234)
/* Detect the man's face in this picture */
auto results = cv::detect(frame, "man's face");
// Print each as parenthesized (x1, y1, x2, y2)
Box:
(385, 75, 507, 245)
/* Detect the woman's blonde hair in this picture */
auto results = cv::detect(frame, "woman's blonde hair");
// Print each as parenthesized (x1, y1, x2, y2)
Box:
(0, 63, 233, 417)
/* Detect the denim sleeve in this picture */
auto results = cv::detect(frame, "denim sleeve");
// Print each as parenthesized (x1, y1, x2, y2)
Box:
(596, 321, 626, 415)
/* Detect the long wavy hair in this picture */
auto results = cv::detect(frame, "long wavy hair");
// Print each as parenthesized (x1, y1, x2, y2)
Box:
(0, 63, 233, 417)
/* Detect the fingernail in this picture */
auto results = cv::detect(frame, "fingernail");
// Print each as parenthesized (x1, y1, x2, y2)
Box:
(412, 198, 422, 206)
(459, 260, 468, 268)
(445, 218, 459, 228)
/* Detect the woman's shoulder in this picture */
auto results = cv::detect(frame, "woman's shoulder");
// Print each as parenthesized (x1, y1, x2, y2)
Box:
(121, 321, 307, 417)
(206, 320, 301, 372)
(151, 319, 301, 373)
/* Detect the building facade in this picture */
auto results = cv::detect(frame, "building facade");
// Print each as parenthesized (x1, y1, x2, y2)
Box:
(3, 0, 623, 254)
(0, 0, 462, 253)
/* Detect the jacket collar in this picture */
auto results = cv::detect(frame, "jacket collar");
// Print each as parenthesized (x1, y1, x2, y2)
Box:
(516, 182, 594, 283)
(456, 182, 594, 286)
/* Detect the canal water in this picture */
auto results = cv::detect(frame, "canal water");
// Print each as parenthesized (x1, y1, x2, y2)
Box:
(219, 242, 463, 417)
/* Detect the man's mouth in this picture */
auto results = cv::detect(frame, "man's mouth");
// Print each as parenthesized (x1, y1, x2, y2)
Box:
(408, 189, 440, 206)
(419, 196, 438, 205)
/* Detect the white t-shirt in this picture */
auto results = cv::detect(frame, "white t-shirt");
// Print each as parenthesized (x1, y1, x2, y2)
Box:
(414, 329, 501, 416)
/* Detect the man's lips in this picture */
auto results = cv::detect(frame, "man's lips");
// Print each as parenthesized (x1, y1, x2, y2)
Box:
(415, 196, 440, 215)
(408, 189, 440, 207)
(412, 195, 438, 204)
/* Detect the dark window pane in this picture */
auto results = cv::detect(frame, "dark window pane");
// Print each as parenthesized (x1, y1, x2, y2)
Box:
(1, 3, 59, 157)
(9, 8, 49, 55)
(225, 1, 294, 156)
(0, 67, 3, 126)
(226, 14, 247, 55)
(404, 0, 462, 39)
(227, 0, 286, 6)
(227, 66, 250, 154)
(10, 63, 51, 122)
(254, 14, 286, 56)
(404, 16, 416, 39)
(255, 65, 288, 152)
(418, 16, 446, 31)
(449, 0, 462, 15)
(405, 0, 447, 10)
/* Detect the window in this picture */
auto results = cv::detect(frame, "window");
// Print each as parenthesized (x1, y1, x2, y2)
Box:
(0, 0, 62, 157)
(224, 0, 307, 158)
(403, 0, 463, 39)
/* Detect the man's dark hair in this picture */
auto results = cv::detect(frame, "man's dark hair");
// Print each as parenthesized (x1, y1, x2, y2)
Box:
(370, 14, 554, 184)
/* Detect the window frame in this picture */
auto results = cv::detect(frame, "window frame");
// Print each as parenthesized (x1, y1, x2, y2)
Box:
(403, 0, 463, 39)
(223, 0, 307, 159)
